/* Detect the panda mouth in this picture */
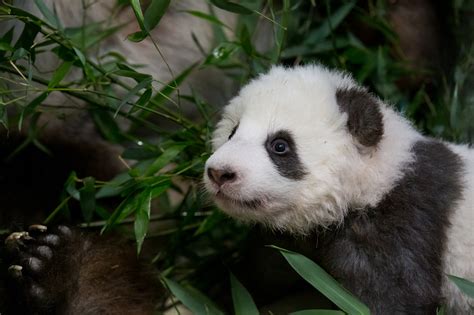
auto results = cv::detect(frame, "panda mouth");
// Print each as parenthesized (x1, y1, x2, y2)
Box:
(215, 191, 264, 209)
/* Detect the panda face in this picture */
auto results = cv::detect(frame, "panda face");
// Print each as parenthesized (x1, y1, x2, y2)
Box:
(204, 66, 368, 234)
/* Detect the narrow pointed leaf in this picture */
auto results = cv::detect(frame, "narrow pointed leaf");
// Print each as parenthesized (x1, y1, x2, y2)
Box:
(448, 275, 474, 298)
(290, 311, 345, 315)
(34, 0, 61, 28)
(209, 0, 253, 15)
(48, 61, 72, 88)
(134, 190, 151, 254)
(163, 278, 225, 315)
(230, 273, 259, 315)
(144, 145, 185, 176)
(80, 177, 96, 223)
(270, 245, 370, 315)
(19, 92, 49, 131)
(144, 0, 170, 30)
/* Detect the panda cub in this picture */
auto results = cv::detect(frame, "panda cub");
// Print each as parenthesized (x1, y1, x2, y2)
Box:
(204, 65, 474, 314)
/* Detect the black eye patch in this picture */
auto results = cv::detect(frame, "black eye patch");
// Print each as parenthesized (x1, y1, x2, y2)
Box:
(228, 124, 239, 140)
(265, 130, 307, 180)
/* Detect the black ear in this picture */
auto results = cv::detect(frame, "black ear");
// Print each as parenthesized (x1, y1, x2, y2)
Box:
(336, 88, 384, 147)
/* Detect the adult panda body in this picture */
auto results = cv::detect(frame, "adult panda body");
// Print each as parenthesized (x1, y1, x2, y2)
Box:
(204, 65, 474, 314)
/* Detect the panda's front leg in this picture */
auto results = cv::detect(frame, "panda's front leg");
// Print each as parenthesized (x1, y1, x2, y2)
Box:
(3, 225, 162, 315)
(4, 224, 75, 314)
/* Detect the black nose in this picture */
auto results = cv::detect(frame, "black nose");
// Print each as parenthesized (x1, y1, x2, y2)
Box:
(207, 167, 237, 186)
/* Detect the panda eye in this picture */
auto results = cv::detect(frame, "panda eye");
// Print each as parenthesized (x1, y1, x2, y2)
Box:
(228, 125, 238, 140)
(271, 139, 289, 155)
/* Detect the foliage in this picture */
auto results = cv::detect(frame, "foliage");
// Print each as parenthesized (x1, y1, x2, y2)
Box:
(0, 0, 473, 314)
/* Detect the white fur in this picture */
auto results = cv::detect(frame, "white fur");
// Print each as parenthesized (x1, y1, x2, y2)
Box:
(204, 64, 474, 312)
(442, 144, 474, 313)
(205, 65, 421, 234)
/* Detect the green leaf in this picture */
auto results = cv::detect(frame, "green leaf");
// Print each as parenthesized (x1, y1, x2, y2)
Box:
(48, 61, 72, 88)
(144, 145, 185, 176)
(11, 48, 28, 61)
(230, 273, 259, 315)
(163, 278, 225, 315)
(139, 63, 197, 119)
(0, 42, 13, 52)
(0, 104, 7, 130)
(13, 18, 40, 51)
(129, 0, 146, 31)
(134, 189, 151, 254)
(436, 305, 446, 315)
(90, 109, 125, 143)
(116, 63, 152, 82)
(144, 0, 171, 31)
(114, 76, 153, 116)
(18, 92, 49, 131)
(96, 173, 131, 199)
(194, 210, 225, 236)
(65, 23, 123, 50)
(182, 10, 231, 30)
(101, 194, 139, 233)
(73, 47, 86, 66)
(65, 171, 80, 200)
(130, 87, 152, 114)
(448, 275, 474, 298)
(127, 31, 147, 42)
(304, 1, 356, 44)
(0, 26, 14, 60)
(271, 246, 370, 315)
(34, 0, 62, 29)
(290, 311, 345, 315)
(80, 177, 96, 223)
(209, 0, 253, 15)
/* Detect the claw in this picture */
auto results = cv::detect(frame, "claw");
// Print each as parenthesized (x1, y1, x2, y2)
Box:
(5, 231, 29, 243)
(29, 225, 47, 233)
(8, 265, 23, 278)
(5, 231, 32, 250)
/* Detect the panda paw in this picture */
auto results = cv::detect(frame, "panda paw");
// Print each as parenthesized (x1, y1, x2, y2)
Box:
(4, 224, 73, 307)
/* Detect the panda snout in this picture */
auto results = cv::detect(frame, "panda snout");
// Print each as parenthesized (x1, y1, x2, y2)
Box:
(207, 167, 237, 187)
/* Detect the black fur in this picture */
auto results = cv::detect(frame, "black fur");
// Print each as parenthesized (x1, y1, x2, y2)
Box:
(1, 225, 162, 315)
(311, 140, 464, 314)
(265, 130, 307, 180)
(228, 124, 239, 140)
(336, 88, 384, 147)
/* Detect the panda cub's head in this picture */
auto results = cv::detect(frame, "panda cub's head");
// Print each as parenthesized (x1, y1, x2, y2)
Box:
(204, 65, 414, 234)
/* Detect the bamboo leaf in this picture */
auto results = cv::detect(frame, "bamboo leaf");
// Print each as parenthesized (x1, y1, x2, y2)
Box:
(144, 145, 185, 176)
(144, 0, 171, 31)
(290, 311, 345, 315)
(230, 273, 259, 315)
(48, 61, 72, 88)
(129, 0, 146, 31)
(448, 275, 474, 298)
(209, 0, 253, 15)
(304, 1, 356, 44)
(34, 0, 62, 29)
(80, 177, 96, 223)
(163, 278, 225, 315)
(18, 92, 49, 131)
(114, 76, 153, 116)
(270, 246, 370, 315)
(182, 10, 231, 30)
(140, 63, 197, 119)
(134, 189, 151, 254)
